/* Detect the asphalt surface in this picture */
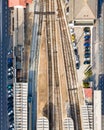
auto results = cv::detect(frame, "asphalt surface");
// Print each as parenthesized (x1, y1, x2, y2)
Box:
(96, 0, 104, 129)
(0, 0, 11, 129)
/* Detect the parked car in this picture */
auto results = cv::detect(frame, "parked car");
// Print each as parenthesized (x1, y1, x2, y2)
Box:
(85, 46, 90, 51)
(84, 35, 90, 39)
(9, 124, 14, 128)
(72, 42, 78, 55)
(8, 58, 13, 63)
(84, 57, 90, 64)
(84, 27, 90, 32)
(74, 48, 78, 55)
(8, 94, 13, 98)
(8, 104, 13, 109)
(75, 55, 80, 69)
(7, 84, 13, 90)
(8, 71, 13, 76)
(8, 110, 13, 116)
(84, 39, 90, 42)
(9, 116, 14, 122)
(8, 49, 13, 55)
(84, 58, 90, 61)
(84, 60, 90, 64)
(71, 34, 75, 42)
(8, 67, 14, 72)
(76, 62, 80, 69)
(8, 58, 13, 67)
(70, 28, 74, 34)
(84, 53, 90, 58)
(8, 127, 14, 130)
(84, 31, 90, 35)
(8, 101, 13, 106)
(8, 89, 13, 94)
(8, 75, 13, 80)
(72, 42, 77, 49)
(8, 107, 13, 113)
(8, 100, 13, 106)
(8, 102, 13, 108)
(9, 113, 14, 118)
(8, 88, 13, 92)
(84, 43, 90, 47)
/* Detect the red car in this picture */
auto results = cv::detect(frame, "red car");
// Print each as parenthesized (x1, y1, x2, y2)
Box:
(84, 39, 90, 42)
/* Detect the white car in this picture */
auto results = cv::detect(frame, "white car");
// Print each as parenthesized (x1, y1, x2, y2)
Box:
(84, 58, 90, 61)
(8, 89, 13, 94)
(8, 110, 13, 116)
(8, 67, 14, 72)
(84, 32, 90, 36)
(8, 71, 13, 75)
(75, 55, 80, 63)
(70, 28, 74, 34)
(8, 49, 13, 55)
(72, 42, 77, 49)
(10, 124, 14, 128)
(8, 94, 13, 98)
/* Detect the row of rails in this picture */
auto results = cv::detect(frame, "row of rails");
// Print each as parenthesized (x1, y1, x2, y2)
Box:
(50, 0, 63, 130)
(45, 0, 54, 129)
(56, 0, 82, 130)
(37, 0, 44, 36)
(28, 0, 44, 129)
(34, 0, 44, 67)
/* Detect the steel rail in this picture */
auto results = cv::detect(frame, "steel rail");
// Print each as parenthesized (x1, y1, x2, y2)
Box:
(51, 0, 63, 130)
(56, 0, 82, 130)
(45, 0, 53, 129)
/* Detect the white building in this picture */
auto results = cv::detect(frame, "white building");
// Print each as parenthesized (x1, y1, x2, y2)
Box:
(37, 117, 49, 130)
(14, 83, 28, 130)
(63, 117, 74, 130)
(81, 105, 93, 130)
(94, 90, 101, 130)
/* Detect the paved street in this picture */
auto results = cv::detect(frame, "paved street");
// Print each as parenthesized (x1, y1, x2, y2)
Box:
(0, 0, 11, 129)
(96, 0, 104, 129)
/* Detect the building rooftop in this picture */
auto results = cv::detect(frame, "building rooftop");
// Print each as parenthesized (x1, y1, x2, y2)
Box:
(74, 0, 96, 20)
(37, 117, 49, 130)
(8, 0, 32, 8)
(83, 88, 92, 103)
(84, 88, 92, 99)
(94, 90, 101, 130)
(14, 83, 28, 130)
(63, 117, 74, 130)
(81, 105, 93, 130)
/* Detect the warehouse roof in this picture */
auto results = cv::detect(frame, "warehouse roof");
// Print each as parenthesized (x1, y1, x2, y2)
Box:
(74, 0, 96, 20)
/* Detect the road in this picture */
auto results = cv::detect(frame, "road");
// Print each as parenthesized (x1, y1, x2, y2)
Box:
(95, 0, 104, 129)
(0, 0, 11, 130)
(98, 1, 104, 129)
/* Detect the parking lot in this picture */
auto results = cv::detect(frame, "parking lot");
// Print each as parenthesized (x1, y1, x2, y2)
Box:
(7, 48, 14, 130)
(69, 26, 92, 105)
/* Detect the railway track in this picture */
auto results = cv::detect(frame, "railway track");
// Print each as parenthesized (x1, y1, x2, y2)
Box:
(51, 0, 63, 130)
(45, 0, 63, 129)
(45, 0, 53, 129)
(37, 0, 44, 36)
(56, 0, 82, 130)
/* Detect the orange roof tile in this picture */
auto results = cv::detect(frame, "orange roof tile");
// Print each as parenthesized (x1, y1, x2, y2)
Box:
(26, 0, 32, 3)
(84, 88, 92, 99)
(8, 0, 26, 8)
